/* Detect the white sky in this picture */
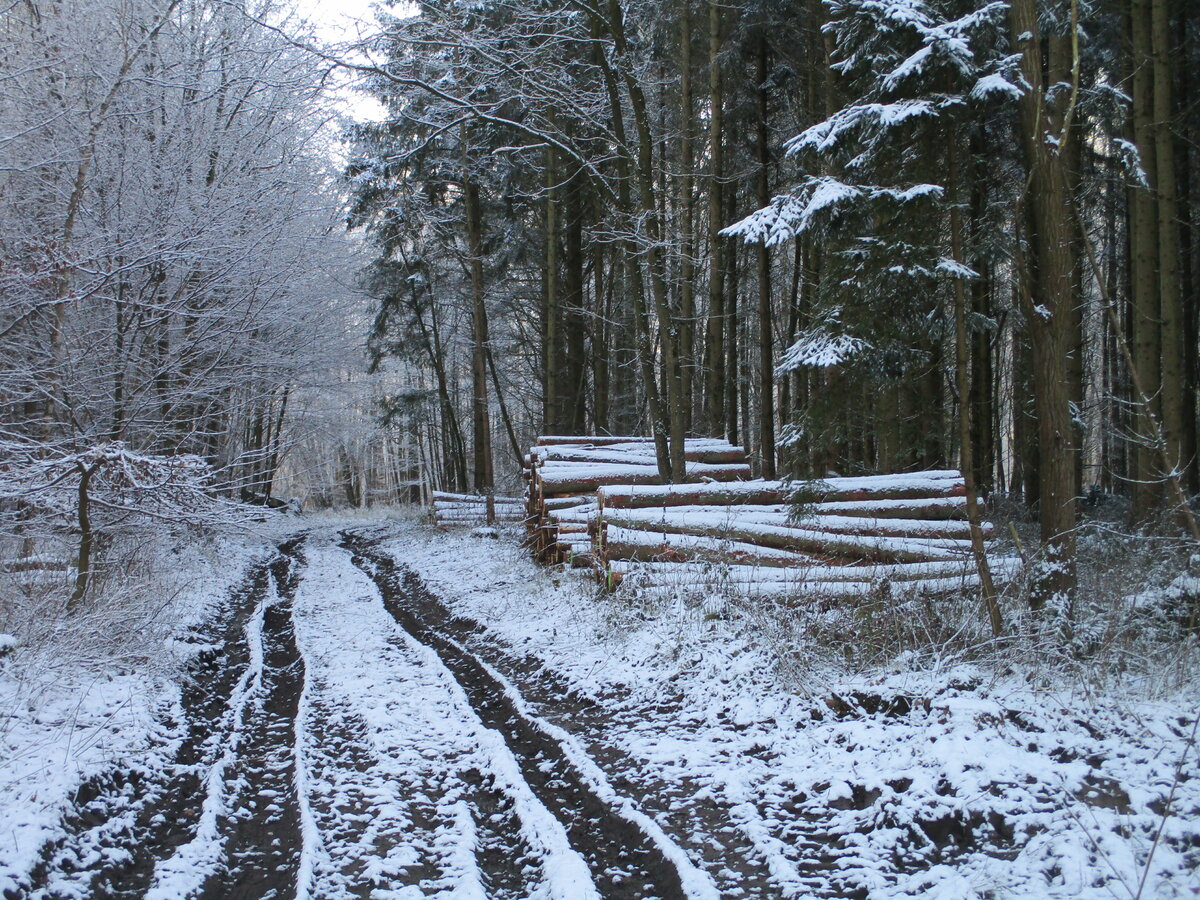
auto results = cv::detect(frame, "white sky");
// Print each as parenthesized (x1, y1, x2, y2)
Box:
(294, 0, 381, 45)
(293, 0, 390, 124)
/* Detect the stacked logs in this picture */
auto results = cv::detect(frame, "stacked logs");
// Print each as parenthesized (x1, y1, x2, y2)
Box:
(431, 491, 524, 527)
(553, 470, 1018, 600)
(524, 436, 750, 564)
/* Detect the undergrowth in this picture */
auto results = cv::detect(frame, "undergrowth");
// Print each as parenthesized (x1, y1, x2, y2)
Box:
(604, 508, 1200, 701)
(0, 527, 224, 724)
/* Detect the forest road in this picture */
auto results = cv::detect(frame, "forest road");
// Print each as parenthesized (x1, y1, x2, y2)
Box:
(16, 531, 730, 900)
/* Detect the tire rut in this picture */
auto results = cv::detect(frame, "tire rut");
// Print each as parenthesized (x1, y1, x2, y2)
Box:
(341, 530, 689, 900)
(196, 537, 307, 900)
(14, 562, 271, 900)
(14, 539, 310, 900)
(460, 639, 796, 898)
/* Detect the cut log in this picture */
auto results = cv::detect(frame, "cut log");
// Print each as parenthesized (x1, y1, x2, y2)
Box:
(542, 495, 591, 511)
(435, 505, 525, 516)
(624, 571, 993, 601)
(536, 435, 742, 448)
(787, 513, 991, 540)
(596, 504, 990, 540)
(537, 461, 750, 495)
(537, 435, 653, 446)
(599, 471, 966, 510)
(604, 557, 1022, 587)
(810, 497, 968, 519)
(602, 525, 823, 567)
(531, 445, 747, 466)
(436, 514, 525, 523)
(598, 509, 974, 564)
(432, 490, 522, 503)
(599, 480, 785, 509)
(546, 504, 600, 525)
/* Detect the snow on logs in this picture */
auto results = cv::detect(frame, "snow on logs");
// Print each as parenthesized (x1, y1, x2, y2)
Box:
(432, 490, 524, 527)
(524, 436, 750, 565)
(590, 471, 1012, 599)
(521, 441, 1013, 599)
(598, 469, 967, 509)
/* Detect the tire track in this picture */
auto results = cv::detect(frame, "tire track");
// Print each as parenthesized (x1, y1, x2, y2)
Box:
(290, 537, 548, 899)
(19, 540, 312, 900)
(341, 530, 708, 900)
(16, 562, 271, 900)
(194, 537, 307, 900)
(438, 621, 808, 898)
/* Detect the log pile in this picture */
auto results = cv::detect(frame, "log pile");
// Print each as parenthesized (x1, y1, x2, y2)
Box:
(431, 491, 524, 527)
(524, 436, 750, 564)
(555, 469, 1017, 600)
(595, 471, 1018, 598)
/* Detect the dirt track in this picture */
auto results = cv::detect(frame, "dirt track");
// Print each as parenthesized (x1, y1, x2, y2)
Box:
(17, 532, 735, 899)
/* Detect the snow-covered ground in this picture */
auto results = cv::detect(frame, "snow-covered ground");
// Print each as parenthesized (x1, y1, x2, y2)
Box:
(387, 518, 1200, 899)
(0, 527, 276, 896)
(2, 514, 1196, 898)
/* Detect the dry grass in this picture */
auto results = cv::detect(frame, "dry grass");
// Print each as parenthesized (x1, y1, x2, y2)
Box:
(597, 505, 1200, 700)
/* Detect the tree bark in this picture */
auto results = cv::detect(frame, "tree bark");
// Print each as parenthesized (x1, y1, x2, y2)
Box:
(70, 461, 100, 610)
(702, 0, 726, 438)
(755, 32, 777, 479)
(564, 170, 588, 433)
(678, 0, 696, 432)
(948, 135, 1002, 636)
(463, 167, 495, 519)
(543, 144, 561, 435)
(1130, 0, 1163, 518)
(1009, 0, 1079, 612)
(1152, 0, 1186, 490)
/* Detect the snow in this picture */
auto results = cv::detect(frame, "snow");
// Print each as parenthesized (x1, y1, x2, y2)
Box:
(777, 329, 870, 371)
(787, 102, 939, 156)
(4, 518, 1197, 898)
(0, 527, 272, 897)
(600, 506, 976, 563)
(436, 629, 721, 899)
(390, 520, 1200, 899)
(597, 471, 963, 508)
(604, 524, 819, 565)
(146, 588, 270, 900)
(291, 535, 598, 898)
(723, 177, 865, 245)
(970, 73, 1022, 100)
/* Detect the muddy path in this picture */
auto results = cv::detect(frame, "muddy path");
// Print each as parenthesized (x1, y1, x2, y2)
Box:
(342, 530, 789, 900)
(15, 564, 270, 900)
(21, 530, 736, 899)
(14, 540, 307, 900)
(342, 530, 697, 900)
(195, 537, 307, 900)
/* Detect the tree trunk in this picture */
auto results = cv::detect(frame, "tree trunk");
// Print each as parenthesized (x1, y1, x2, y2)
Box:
(755, 32, 777, 479)
(543, 144, 560, 435)
(463, 169, 495, 518)
(1152, 0, 1186, 491)
(702, 0, 726, 438)
(725, 178, 740, 444)
(1130, 0, 1162, 518)
(564, 170, 588, 433)
(949, 135, 1002, 636)
(70, 461, 100, 610)
(592, 195, 611, 434)
(678, 0, 696, 432)
(591, 8, 671, 477)
(1009, 0, 1079, 612)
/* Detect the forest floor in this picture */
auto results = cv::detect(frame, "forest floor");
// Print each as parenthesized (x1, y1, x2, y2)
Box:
(1, 514, 1198, 899)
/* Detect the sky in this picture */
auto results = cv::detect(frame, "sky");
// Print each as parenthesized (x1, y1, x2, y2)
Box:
(293, 0, 389, 124)
(294, 0, 381, 45)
